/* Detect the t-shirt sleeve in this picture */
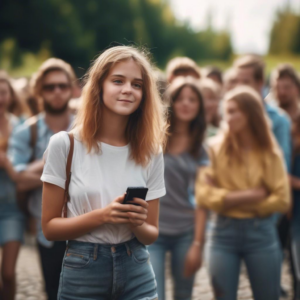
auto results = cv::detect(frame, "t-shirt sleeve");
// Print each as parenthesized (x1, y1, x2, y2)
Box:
(40, 131, 70, 189)
(146, 150, 166, 201)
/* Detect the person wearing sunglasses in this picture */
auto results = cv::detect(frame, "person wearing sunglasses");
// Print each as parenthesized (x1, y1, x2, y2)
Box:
(8, 58, 77, 300)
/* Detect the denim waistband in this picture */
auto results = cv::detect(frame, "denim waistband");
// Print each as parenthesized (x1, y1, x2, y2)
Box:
(210, 214, 275, 227)
(67, 238, 143, 256)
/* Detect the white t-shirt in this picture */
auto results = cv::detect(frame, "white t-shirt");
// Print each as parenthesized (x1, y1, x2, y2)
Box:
(41, 131, 166, 244)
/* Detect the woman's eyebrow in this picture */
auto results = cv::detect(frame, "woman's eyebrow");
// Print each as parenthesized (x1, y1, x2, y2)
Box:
(111, 74, 143, 82)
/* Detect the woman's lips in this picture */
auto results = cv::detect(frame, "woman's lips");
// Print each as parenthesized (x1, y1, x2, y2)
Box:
(118, 99, 133, 103)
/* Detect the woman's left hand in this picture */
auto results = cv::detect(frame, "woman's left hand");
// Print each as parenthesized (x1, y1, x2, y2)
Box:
(127, 198, 149, 228)
(184, 243, 202, 278)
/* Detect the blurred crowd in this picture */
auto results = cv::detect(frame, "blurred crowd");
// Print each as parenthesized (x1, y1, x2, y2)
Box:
(0, 51, 300, 300)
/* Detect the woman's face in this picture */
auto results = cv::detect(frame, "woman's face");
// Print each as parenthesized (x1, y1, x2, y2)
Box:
(0, 81, 12, 115)
(202, 88, 219, 123)
(224, 100, 248, 134)
(102, 59, 143, 116)
(173, 86, 201, 123)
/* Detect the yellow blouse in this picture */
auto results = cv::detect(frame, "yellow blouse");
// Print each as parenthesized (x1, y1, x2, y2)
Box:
(196, 137, 290, 218)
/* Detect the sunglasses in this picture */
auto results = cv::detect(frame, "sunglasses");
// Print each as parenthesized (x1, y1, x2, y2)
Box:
(42, 83, 71, 92)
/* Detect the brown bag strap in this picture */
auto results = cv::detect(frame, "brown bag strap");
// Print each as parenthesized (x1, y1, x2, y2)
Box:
(63, 133, 74, 218)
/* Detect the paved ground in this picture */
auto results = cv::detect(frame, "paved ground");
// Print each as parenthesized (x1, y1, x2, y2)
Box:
(1, 235, 294, 300)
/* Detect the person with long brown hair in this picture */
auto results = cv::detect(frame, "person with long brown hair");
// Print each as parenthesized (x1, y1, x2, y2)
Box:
(41, 46, 167, 300)
(9, 58, 76, 300)
(196, 86, 290, 300)
(148, 76, 208, 300)
(0, 74, 27, 300)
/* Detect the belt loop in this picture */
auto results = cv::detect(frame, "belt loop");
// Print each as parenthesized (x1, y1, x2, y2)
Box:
(93, 244, 98, 261)
(66, 241, 69, 252)
(125, 243, 131, 256)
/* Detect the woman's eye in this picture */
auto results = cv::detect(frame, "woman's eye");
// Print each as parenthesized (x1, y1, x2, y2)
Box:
(113, 80, 122, 84)
(133, 83, 142, 89)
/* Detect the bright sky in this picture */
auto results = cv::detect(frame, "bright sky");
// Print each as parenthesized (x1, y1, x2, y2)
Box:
(170, 0, 300, 54)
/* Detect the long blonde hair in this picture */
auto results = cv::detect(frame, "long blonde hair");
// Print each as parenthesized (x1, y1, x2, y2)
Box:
(74, 46, 167, 165)
(222, 86, 278, 161)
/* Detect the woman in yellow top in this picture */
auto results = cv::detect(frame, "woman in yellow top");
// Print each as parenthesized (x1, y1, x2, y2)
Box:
(196, 85, 290, 300)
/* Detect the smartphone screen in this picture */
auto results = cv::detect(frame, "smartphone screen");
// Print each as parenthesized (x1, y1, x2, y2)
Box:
(123, 187, 148, 205)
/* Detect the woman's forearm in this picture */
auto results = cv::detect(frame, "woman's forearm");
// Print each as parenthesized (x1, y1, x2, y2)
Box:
(223, 188, 266, 210)
(130, 222, 159, 245)
(193, 208, 207, 249)
(4, 159, 19, 181)
(42, 209, 106, 241)
(17, 172, 43, 190)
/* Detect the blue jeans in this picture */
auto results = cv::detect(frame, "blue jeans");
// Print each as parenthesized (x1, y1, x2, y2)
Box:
(58, 238, 157, 300)
(291, 196, 300, 299)
(148, 230, 194, 300)
(206, 215, 282, 300)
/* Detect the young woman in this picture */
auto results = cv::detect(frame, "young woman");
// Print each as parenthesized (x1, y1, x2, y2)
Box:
(148, 76, 208, 300)
(196, 85, 290, 300)
(41, 46, 167, 300)
(0, 75, 26, 300)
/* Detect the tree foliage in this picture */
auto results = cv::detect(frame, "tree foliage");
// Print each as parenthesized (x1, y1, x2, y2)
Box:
(269, 5, 300, 55)
(0, 0, 232, 75)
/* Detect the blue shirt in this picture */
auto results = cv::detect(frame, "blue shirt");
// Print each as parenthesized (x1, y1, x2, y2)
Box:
(265, 103, 291, 171)
(0, 114, 23, 220)
(9, 113, 73, 247)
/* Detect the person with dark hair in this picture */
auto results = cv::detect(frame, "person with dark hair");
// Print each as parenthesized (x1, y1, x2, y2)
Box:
(9, 58, 76, 300)
(149, 76, 208, 300)
(271, 63, 300, 121)
(196, 85, 290, 300)
(272, 63, 300, 300)
(291, 115, 300, 300)
(0, 74, 27, 300)
(203, 66, 223, 86)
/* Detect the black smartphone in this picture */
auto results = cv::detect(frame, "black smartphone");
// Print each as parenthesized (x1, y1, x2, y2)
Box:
(123, 187, 148, 205)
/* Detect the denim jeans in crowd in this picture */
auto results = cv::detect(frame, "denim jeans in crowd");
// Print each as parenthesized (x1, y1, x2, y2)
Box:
(206, 215, 282, 300)
(57, 238, 157, 300)
(291, 195, 300, 299)
(148, 230, 195, 300)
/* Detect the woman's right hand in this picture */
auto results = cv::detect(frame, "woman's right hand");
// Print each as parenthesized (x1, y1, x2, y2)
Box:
(102, 195, 148, 225)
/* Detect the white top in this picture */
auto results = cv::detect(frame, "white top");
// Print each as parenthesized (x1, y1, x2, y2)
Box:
(41, 131, 166, 244)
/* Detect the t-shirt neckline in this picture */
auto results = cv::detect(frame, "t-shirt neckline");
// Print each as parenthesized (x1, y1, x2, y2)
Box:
(100, 141, 129, 151)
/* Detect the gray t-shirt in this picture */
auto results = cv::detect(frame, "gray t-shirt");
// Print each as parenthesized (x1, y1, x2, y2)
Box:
(159, 147, 209, 235)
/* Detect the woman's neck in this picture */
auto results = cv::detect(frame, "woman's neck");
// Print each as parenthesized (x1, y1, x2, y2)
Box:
(0, 112, 9, 125)
(97, 107, 129, 146)
(45, 110, 70, 133)
(173, 119, 190, 135)
(235, 128, 255, 151)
